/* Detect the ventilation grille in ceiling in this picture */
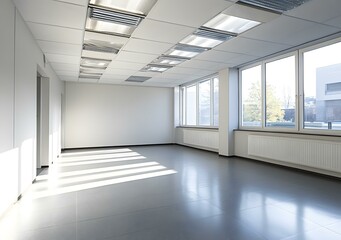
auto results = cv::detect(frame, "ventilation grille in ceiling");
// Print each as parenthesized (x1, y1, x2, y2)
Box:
(126, 76, 151, 82)
(237, 0, 311, 13)
(89, 6, 143, 26)
(194, 27, 236, 41)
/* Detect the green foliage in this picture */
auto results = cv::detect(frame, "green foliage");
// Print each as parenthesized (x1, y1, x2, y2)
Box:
(243, 81, 284, 123)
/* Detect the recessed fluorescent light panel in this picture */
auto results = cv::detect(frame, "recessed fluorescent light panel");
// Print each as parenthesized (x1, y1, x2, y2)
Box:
(81, 57, 111, 68)
(126, 76, 151, 82)
(89, 0, 158, 15)
(79, 73, 102, 79)
(180, 28, 235, 48)
(203, 13, 260, 34)
(166, 44, 209, 58)
(237, 0, 311, 13)
(152, 56, 188, 66)
(83, 40, 120, 54)
(80, 67, 105, 74)
(86, 6, 143, 36)
(141, 64, 172, 73)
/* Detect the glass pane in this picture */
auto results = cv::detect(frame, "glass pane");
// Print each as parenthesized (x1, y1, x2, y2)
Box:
(266, 56, 296, 128)
(303, 41, 341, 130)
(199, 80, 211, 125)
(186, 85, 197, 125)
(213, 78, 219, 126)
(242, 65, 262, 127)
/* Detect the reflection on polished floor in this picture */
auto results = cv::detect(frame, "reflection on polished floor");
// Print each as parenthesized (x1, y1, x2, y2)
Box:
(0, 145, 341, 240)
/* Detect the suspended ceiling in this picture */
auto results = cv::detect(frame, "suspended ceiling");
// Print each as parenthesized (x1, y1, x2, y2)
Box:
(13, 0, 341, 87)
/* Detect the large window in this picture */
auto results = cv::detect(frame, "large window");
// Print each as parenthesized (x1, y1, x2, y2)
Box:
(240, 37, 341, 134)
(303, 41, 341, 130)
(240, 54, 297, 129)
(199, 80, 211, 125)
(241, 65, 262, 127)
(266, 56, 296, 128)
(213, 77, 219, 126)
(181, 76, 219, 127)
(186, 85, 197, 125)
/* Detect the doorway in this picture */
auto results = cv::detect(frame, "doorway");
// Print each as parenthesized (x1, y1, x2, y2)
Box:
(36, 74, 50, 176)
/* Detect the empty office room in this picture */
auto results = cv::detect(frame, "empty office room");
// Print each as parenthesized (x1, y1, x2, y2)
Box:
(1, 0, 341, 239)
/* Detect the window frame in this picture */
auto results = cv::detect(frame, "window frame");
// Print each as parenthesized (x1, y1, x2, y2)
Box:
(180, 75, 219, 128)
(239, 36, 341, 136)
(239, 51, 299, 132)
(299, 37, 341, 136)
(239, 62, 263, 129)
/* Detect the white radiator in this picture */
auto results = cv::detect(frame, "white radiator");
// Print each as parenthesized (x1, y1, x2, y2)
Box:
(248, 135, 341, 173)
(178, 128, 219, 151)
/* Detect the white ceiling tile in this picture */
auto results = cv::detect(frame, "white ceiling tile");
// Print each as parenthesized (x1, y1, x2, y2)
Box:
(147, 0, 233, 27)
(160, 72, 204, 82)
(101, 73, 130, 80)
(178, 59, 229, 71)
(59, 75, 78, 82)
(50, 62, 80, 72)
(222, 3, 279, 23)
(82, 50, 116, 60)
(55, 70, 79, 77)
(242, 15, 340, 46)
(79, 78, 99, 83)
(115, 51, 158, 64)
(14, 0, 87, 29)
(122, 39, 173, 55)
(167, 67, 213, 76)
(195, 50, 240, 64)
(27, 22, 83, 44)
(38, 40, 82, 56)
(105, 68, 137, 76)
(228, 54, 259, 66)
(142, 82, 175, 88)
(132, 19, 195, 44)
(45, 53, 80, 64)
(215, 37, 291, 57)
(285, 0, 341, 24)
(108, 61, 146, 71)
(325, 16, 341, 29)
(130, 71, 159, 78)
(54, 0, 88, 6)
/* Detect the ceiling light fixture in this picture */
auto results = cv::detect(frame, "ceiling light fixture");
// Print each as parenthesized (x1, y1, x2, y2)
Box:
(81, 57, 111, 68)
(86, 6, 143, 36)
(89, 6, 142, 26)
(237, 0, 311, 13)
(203, 13, 260, 34)
(83, 40, 120, 54)
(180, 28, 235, 48)
(152, 56, 189, 66)
(141, 64, 172, 73)
(126, 76, 151, 82)
(166, 44, 209, 58)
(89, 0, 158, 15)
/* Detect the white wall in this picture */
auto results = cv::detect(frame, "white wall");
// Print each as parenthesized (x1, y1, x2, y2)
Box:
(0, 0, 64, 217)
(64, 82, 174, 148)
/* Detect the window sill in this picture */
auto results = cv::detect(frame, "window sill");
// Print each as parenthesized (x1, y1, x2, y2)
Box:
(176, 126, 219, 131)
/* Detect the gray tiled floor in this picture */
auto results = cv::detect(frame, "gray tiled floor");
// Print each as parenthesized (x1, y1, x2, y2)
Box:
(1, 145, 341, 240)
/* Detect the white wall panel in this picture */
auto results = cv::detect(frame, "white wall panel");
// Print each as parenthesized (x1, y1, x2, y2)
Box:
(64, 83, 174, 148)
(0, 2, 64, 217)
